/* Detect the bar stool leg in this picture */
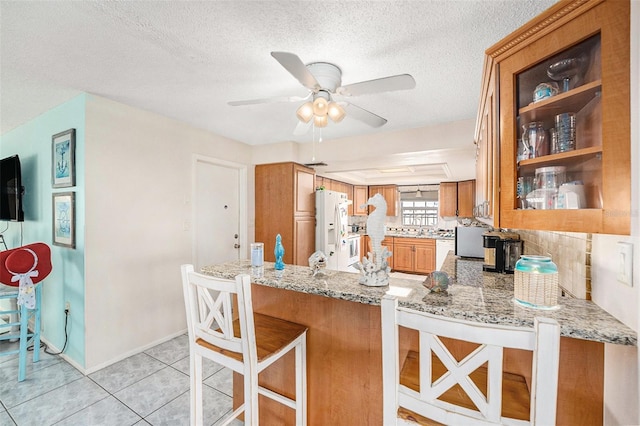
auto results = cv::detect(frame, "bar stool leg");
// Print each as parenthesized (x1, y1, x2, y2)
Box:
(17, 302, 29, 382)
(33, 285, 42, 363)
(296, 339, 307, 425)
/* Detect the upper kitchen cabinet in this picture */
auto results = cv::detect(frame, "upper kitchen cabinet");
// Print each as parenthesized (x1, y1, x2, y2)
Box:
(255, 162, 316, 265)
(369, 185, 398, 216)
(474, 55, 499, 227)
(353, 185, 369, 216)
(491, 0, 630, 234)
(439, 180, 476, 218)
(316, 177, 354, 215)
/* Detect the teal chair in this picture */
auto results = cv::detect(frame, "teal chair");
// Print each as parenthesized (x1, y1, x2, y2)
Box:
(0, 243, 52, 382)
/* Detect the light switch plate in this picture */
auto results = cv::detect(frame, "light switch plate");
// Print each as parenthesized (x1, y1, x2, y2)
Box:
(616, 242, 633, 286)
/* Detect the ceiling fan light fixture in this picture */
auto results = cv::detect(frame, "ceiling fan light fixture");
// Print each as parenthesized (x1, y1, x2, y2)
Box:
(314, 114, 328, 128)
(327, 102, 345, 123)
(296, 102, 314, 123)
(312, 97, 329, 116)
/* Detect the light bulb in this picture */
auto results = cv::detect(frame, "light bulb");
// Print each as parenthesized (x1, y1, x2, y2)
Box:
(312, 97, 329, 116)
(327, 102, 346, 123)
(314, 115, 328, 128)
(296, 102, 313, 123)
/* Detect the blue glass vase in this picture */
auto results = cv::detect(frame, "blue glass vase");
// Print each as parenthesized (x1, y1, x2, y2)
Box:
(274, 234, 285, 270)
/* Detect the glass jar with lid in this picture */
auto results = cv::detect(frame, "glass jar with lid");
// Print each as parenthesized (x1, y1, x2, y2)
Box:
(514, 255, 559, 308)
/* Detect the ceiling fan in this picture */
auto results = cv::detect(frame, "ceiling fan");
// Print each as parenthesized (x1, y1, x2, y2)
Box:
(228, 52, 416, 134)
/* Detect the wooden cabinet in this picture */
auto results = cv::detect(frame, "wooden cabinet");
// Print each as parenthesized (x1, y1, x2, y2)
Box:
(439, 180, 476, 218)
(488, 0, 630, 234)
(255, 162, 316, 266)
(393, 238, 435, 274)
(439, 182, 458, 218)
(368, 185, 398, 216)
(316, 177, 355, 215)
(474, 56, 499, 226)
(353, 185, 369, 216)
(457, 180, 475, 217)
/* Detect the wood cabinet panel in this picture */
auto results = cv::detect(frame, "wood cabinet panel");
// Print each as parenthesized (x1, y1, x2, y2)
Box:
(439, 180, 476, 218)
(393, 242, 414, 272)
(475, 56, 499, 226)
(392, 238, 435, 274)
(438, 182, 458, 218)
(294, 216, 316, 266)
(368, 185, 398, 216)
(295, 165, 315, 216)
(415, 243, 436, 274)
(353, 185, 369, 216)
(256, 162, 315, 265)
(457, 179, 476, 218)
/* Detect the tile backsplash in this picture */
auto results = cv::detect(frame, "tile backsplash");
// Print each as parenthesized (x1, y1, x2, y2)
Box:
(513, 229, 590, 299)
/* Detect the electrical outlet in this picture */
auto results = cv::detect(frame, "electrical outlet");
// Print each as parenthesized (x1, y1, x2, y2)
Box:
(65, 301, 71, 313)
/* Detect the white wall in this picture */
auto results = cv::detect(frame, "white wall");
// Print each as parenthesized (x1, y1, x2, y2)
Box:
(83, 95, 253, 371)
(591, 3, 639, 424)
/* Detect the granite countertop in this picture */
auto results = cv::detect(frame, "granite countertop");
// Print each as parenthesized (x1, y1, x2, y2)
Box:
(201, 253, 636, 346)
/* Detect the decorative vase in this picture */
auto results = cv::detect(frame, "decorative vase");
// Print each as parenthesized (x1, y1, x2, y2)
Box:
(274, 234, 285, 270)
(514, 255, 559, 308)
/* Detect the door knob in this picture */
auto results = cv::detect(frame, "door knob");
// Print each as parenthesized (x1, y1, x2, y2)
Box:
(234, 244, 241, 249)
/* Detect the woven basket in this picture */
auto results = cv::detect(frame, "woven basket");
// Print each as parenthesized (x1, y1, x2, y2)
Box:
(514, 270, 559, 307)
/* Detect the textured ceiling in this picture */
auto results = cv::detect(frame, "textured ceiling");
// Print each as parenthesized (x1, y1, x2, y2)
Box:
(0, 1, 557, 183)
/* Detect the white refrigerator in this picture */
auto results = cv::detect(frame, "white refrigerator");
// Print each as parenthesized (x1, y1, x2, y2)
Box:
(316, 190, 352, 271)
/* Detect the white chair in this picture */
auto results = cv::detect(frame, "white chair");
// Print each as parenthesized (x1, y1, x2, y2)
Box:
(381, 294, 560, 425)
(181, 264, 308, 425)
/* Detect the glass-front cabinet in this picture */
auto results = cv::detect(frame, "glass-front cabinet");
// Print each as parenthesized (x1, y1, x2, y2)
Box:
(494, 0, 630, 234)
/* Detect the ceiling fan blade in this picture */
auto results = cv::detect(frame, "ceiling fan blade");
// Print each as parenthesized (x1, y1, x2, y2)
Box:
(343, 102, 388, 128)
(271, 51, 321, 91)
(337, 74, 416, 97)
(228, 94, 310, 106)
(293, 120, 312, 135)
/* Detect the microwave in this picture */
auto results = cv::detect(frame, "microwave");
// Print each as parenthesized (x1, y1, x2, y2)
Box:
(455, 226, 487, 258)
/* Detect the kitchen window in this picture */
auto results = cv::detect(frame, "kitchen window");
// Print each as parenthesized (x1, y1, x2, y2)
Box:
(401, 200, 438, 227)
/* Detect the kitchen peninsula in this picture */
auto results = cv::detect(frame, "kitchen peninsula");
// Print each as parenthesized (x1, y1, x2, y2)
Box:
(202, 254, 636, 425)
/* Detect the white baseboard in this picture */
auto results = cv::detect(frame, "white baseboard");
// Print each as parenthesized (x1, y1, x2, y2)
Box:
(82, 328, 188, 375)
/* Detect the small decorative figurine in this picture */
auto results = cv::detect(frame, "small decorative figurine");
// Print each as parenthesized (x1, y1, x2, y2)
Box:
(423, 271, 450, 293)
(274, 234, 285, 270)
(308, 250, 328, 276)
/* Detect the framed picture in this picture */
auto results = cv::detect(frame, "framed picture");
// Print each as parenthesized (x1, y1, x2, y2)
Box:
(52, 192, 75, 248)
(52, 128, 76, 188)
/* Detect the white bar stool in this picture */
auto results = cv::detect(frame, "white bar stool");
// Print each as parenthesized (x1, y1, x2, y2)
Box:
(381, 293, 560, 425)
(181, 264, 308, 425)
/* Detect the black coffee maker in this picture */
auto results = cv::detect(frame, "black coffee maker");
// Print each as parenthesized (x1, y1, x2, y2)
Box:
(483, 231, 523, 274)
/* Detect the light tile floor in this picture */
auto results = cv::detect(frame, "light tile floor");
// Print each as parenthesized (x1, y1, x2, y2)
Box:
(0, 334, 243, 425)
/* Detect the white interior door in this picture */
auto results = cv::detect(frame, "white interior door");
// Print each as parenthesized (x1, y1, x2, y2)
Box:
(194, 157, 246, 271)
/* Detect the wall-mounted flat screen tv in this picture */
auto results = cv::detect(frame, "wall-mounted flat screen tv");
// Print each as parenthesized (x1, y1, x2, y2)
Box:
(0, 155, 25, 222)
